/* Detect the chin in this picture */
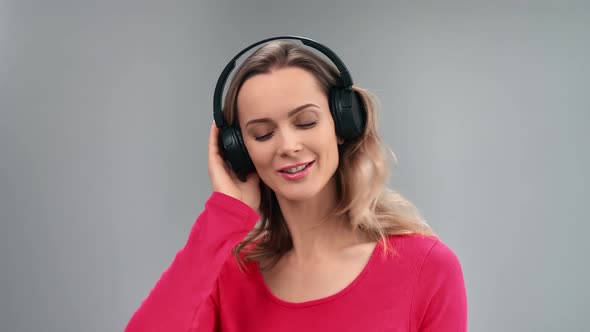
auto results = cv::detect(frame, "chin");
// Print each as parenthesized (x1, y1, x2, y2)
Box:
(276, 189, 318, 203)
(274, 176, 335, 204)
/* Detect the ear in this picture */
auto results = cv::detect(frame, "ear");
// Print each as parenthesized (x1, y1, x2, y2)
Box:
(337, 136, 344, 145)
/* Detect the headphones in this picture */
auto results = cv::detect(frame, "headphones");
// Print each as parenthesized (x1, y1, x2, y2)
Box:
(213, 36, 367, 178)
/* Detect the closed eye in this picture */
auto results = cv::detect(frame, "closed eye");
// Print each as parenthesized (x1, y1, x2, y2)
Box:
(297, 122, 316, 129)
(253, 122, 317, 142)
(254, 132, 273, 141)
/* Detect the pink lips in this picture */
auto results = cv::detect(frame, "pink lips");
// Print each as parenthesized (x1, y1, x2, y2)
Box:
(278, 161, 314, 181)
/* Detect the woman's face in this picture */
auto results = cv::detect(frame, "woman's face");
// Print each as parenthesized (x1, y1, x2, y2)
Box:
(237, 66, 341, 203)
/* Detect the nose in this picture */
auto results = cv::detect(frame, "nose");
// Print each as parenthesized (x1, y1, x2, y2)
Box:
(276, 127, 303, 157)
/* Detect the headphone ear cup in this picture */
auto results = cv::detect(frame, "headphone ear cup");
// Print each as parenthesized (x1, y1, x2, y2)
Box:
(219, 126, 255, 177)
(329, 86, 367, 142)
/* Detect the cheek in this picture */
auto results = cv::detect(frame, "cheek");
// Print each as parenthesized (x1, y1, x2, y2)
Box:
(327, 144, 340, 167)
(326, 137, 341, 166)
(245, 142, 273, 170)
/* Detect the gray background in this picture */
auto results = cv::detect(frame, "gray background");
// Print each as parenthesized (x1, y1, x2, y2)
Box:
(1, 0, 589, 331)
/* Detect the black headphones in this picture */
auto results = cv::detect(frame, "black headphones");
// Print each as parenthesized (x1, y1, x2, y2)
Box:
(213, 36, 366, 178)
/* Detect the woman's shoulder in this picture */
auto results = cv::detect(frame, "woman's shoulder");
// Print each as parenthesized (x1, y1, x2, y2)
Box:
(384, 233, 439, 253)
(382, 233, 462, 271)
(218, 243, 260, 279)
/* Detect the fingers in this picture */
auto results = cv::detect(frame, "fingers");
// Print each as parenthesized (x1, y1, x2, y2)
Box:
(209, 121, 233, 177)
(208, 121, 226, 181)
(208, 121, 225, 166)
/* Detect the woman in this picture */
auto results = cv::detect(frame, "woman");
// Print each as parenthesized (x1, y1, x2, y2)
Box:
(126, 37, 467, 331)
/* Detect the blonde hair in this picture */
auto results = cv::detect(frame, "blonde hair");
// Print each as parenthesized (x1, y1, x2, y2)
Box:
(222, 40, 435, 269)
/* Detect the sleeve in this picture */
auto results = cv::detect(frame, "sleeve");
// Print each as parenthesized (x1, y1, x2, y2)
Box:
(125, 192, 259, 332)
(410, 240, 468, 332)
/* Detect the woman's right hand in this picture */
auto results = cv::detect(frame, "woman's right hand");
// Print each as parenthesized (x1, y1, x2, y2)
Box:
(208, 121, 261, 213)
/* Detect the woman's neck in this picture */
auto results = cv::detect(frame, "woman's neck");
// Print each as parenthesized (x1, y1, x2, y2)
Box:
(276, 177, 364, 264)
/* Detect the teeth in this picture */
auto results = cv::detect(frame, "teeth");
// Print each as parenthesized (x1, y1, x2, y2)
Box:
(284, 163, 308, 174)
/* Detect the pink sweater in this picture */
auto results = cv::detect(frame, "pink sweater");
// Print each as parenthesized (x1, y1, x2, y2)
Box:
(125, 192, 467, 331)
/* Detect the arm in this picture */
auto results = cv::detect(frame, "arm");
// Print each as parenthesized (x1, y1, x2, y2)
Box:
(411, 240, 468, 332)
(125, 192, 259, 332)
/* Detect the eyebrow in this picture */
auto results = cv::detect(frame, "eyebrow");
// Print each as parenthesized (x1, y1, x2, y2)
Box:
(245, 103, 319, 128)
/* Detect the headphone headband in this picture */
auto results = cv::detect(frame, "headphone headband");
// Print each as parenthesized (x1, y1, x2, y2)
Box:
(213, 36, 354, 128)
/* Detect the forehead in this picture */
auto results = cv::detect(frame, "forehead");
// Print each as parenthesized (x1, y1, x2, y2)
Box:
(236, 67, 327, 120)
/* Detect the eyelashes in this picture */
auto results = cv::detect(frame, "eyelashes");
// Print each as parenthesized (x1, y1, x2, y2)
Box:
(254, 133, 272, 141)
(254, 122, 317, 142)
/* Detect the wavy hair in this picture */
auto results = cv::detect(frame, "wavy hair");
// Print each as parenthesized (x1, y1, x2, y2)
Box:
(222, 40, 435, 269)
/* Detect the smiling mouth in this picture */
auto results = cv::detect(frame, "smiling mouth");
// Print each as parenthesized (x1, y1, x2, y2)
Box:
(279, 161, 314, 174)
